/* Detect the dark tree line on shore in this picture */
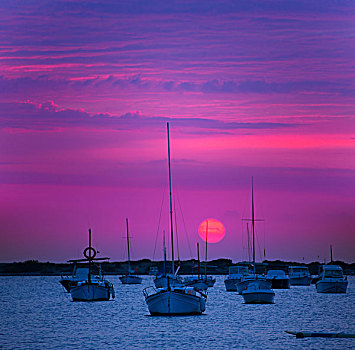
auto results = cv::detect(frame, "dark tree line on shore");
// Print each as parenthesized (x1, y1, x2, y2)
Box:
(0, 259, 354, 276)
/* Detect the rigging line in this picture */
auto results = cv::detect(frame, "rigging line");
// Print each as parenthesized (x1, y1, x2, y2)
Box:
(263, 220, 266, 259)
(176, 193, 193, 258)
(174, 194, 180, 261)
(256, 232, 263, 262)
(152, 187, 166, 261)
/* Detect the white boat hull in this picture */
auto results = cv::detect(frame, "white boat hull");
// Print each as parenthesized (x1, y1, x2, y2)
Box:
(70, 283, 113, 301)
(316, 280, 348, 293)
(120, 275, 142, 284)
(242, 290, 275, 304)
(145, 289, 206, 315)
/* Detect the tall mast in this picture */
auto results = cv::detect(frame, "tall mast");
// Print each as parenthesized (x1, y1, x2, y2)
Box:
(167, 122, 175, 275)
(197, 242, 200, 278)
(246, 223, 251, 263)
(126, 218, 131, 274)
(88, 228, 92, 283)
(251, 177, 255, 266)
(205, 220, 208, 277)
(330, 244, 333, 263)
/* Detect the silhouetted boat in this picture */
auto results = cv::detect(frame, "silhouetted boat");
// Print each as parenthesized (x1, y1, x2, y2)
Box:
(143, 123, 206, 315)
(119, 218, 142, 284)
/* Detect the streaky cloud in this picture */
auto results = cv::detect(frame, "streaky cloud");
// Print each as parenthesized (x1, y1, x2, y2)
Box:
(0, 101, 299, 131)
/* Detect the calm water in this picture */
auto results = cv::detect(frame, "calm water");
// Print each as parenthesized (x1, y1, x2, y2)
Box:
(0, 276, 354, 349)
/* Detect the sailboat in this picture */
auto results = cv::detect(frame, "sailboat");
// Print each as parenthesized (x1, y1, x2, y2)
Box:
(224, 223, 250, 291)
(154, 230, 184, 288)
(239, 177, 275, 304)
(68, 228, 115, 301)
(143, 122, 207, 315)
(183, 243, 209, 291)
(119, 218, 142, 284)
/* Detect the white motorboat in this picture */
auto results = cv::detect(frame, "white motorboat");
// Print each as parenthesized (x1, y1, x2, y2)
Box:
(119, 218, 142, 285)
(224, 265, 249, 291)
(289, 266, 311, 286)
(143, 123, 207, 315)
(237, 273, 270, 294)
(316, 265, 348, 293)
(67, 229, 115, 302)
(266, 270, 290, 289)
(241, 280, 275, 304)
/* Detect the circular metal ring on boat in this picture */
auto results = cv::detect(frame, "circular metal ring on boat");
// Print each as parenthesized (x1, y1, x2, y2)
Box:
(83, 247, 96, 260)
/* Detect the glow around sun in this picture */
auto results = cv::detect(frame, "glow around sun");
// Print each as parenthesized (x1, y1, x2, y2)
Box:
(198, 218, 225, 243)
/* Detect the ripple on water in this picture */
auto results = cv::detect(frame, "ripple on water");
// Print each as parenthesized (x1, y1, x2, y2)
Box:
(0, 276, 354, 349)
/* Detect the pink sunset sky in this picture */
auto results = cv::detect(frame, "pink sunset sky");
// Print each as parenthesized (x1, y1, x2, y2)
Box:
(0, 1, 354, 263)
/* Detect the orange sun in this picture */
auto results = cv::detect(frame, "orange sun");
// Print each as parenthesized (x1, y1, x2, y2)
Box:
(198, 218, 225, 243)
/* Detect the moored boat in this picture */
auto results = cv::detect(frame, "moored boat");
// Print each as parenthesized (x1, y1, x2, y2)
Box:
(67, 228, 115, 302)
(289, 266, 311, 286)
(143, 123, 207, 315)
(236, 177, 275, 302)
(119, 218, 142, 285)
(241, 279, 275, 304)
(316, 265, 348, 293)
(266, 269, 290, 289)
(144, 280, 206, 315)
(224, 265, 249, 291)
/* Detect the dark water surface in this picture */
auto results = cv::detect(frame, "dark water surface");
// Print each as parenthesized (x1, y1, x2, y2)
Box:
(0, 276, 354, 349)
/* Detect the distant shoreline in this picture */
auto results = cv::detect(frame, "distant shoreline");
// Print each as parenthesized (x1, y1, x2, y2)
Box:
(0, 259, 354, 276)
